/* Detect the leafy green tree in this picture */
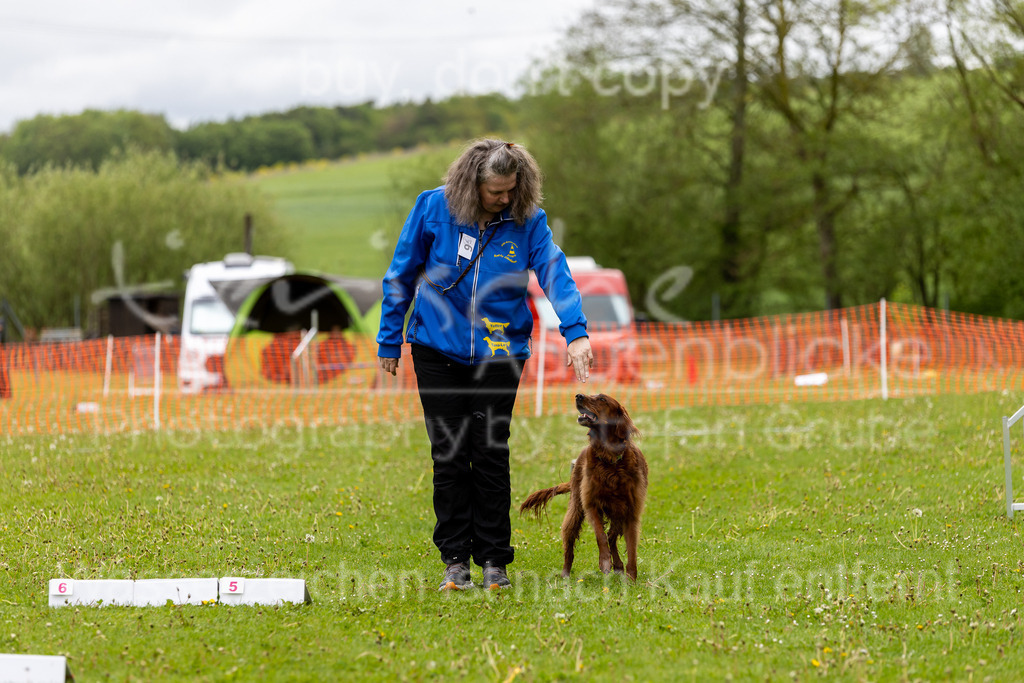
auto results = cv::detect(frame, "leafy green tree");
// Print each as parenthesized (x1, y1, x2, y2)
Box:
(947, 0, 1024, 113)
(528, 0, 957, 317)
(333, 102, 378, 155)
(174, 121, 235, 168)
(932, 0, 1024, 315)
(268, 106, 348, 159)
(753, 0, 929, 310)
(227, 118, 315, 170)
(1, 110, 174, 174)
(558, 0, 764, 317)
(523, 67, 726, 321)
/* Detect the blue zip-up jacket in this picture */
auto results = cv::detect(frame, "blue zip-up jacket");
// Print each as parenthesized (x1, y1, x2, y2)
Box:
(377, 187, 588, 365)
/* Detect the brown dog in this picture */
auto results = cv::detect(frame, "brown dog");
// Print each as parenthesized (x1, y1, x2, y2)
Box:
(520, 393, 649, 580)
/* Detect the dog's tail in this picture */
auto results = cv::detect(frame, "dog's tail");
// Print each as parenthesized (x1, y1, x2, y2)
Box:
(518, 482, 571, 517)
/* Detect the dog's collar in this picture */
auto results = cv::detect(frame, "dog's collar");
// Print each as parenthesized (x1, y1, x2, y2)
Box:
(588, 428, 627, 461)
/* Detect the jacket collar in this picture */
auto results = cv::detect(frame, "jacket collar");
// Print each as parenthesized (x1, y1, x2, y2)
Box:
(484, 210, 512, 229)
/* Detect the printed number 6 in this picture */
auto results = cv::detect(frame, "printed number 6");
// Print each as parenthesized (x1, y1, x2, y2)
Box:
(58, 582, 68, 594)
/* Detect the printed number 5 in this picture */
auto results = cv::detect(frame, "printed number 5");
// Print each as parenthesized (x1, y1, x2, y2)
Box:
(229, 581, 238, 592)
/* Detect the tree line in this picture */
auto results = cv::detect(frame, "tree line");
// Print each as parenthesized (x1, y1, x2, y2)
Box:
(0, 95, 518, 174)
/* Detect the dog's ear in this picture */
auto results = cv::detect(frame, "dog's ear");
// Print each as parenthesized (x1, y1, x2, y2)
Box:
(613, 404, 640, 441)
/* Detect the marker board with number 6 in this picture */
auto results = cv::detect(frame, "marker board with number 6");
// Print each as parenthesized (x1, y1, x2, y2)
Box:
(48, 579, 134, 607)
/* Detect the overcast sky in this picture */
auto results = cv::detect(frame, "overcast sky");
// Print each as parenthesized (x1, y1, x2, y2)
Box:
(0, 0, 596, 133)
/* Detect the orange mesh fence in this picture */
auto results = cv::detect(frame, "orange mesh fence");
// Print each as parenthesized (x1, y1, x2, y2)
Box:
(2, 301, 1024, 437)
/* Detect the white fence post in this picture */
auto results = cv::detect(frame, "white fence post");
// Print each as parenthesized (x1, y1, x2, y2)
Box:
(534, 321, 547, 417)
(840, 318, 851, 377)
(291, 327, 319, 388)
(880, 298, 888, 400)
(154, 332, 161, 430)
(103, 334, 113, 398)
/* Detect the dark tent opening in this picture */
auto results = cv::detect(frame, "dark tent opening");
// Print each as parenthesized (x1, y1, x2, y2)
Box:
(235, 274, 361, 334)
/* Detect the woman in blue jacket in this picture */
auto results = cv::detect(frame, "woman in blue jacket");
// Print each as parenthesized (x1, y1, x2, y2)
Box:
(377, 139, 593, 591)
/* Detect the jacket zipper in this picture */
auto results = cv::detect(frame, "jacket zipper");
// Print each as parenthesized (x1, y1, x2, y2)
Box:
(469, 224, 486, 364)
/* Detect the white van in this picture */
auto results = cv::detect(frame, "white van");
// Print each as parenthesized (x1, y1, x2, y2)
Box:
(178, 253, 293, 392)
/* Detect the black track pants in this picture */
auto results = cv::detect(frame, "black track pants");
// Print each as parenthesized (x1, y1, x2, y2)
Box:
(411, 344, 524, 567)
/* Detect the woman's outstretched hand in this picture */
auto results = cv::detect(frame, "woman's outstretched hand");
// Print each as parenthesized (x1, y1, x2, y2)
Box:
(566, 337, 594, 383)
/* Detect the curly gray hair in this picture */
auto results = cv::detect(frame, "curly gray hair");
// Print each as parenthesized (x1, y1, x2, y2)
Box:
(444, 139, 543, 226)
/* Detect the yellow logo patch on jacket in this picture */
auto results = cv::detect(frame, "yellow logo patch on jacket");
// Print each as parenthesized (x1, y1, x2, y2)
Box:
(494, 241, 518, 263)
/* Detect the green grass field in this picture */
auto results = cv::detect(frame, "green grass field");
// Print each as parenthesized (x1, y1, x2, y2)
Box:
(3, 391, 1024, 680)
(248, 146, 459, 278)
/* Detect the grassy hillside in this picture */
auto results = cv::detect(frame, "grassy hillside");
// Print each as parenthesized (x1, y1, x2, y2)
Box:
(247, 146, 459, 278)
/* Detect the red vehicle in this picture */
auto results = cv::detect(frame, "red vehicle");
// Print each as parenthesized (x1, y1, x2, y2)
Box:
(526, 258, 640, 384)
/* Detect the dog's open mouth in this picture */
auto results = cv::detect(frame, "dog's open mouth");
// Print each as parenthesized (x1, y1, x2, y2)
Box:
(577, 409, 597, 426)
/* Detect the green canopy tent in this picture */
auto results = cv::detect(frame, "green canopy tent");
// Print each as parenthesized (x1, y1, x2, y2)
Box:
(225, 272, 376, 387)
(230, 272, 371, 337)
(324, 275, 382, 338)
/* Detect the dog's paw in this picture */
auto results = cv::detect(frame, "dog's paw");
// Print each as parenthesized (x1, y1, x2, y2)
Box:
(599, 557, 612, 574)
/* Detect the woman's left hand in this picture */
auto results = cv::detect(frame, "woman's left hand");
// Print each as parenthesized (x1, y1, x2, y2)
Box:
(566, 337, 594, 383)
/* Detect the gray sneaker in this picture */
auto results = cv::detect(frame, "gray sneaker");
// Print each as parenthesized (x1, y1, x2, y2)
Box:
(438, 562, 473, 591)
(482, 561, 511, 590)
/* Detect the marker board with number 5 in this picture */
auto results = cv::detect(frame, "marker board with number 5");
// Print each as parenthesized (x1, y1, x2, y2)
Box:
(219, 577, 311, 606)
